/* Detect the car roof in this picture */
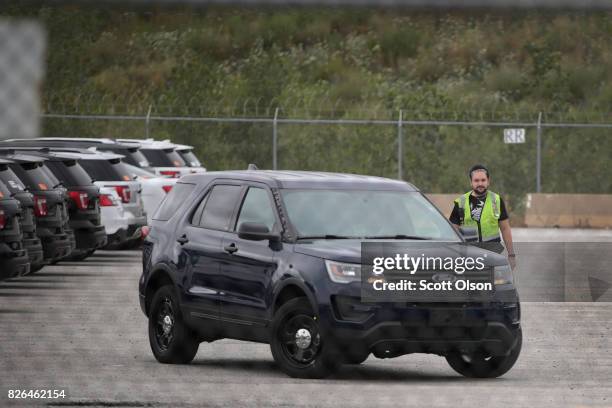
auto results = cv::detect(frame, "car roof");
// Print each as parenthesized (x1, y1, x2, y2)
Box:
(0, 158, 13, 165)
(0, 137, 141, 150)
(0, 150, 47, 164)
(0, 147, 124, 161)
(180, 170, 418, 191)
(116, 138, 177, 150)
(136, 139, 194, 151)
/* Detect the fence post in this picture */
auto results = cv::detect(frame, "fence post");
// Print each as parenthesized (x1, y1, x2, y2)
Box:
(397, 109, 403, 180)
(145, 104, 152, 139)
(273, 107, 279, 170)
(536, 111, 542, 193)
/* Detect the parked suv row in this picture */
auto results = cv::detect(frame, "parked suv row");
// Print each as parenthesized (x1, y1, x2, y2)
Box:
(0, 173, 30, 279)
(0, 137, 205, 279)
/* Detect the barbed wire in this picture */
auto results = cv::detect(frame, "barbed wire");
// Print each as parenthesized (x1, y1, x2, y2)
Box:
(42, 92, 612, 124)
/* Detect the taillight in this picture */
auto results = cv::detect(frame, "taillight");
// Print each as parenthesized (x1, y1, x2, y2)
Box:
(162, 185, 173, 193)
(69, 191, 89, 210)
(34, 196, 48, 217)
(0, 209, 6, 230)
(114, 186, 131, 203)
(99, 194, 115, 207)
(160, 170, 180, 178)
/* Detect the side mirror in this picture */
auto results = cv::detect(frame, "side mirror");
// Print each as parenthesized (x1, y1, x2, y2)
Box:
(459, 226, 478, 242)
(238, 222, 280, 242)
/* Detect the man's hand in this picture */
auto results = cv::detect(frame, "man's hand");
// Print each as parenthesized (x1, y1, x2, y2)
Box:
(508, 254, 517, 270)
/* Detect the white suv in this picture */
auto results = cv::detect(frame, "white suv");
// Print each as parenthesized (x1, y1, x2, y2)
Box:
(116, 139, 206, 178)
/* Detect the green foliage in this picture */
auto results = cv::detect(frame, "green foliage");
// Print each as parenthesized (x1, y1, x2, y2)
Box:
(2, 5, 611, 203)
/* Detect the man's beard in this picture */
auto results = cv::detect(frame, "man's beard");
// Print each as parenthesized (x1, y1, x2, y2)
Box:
(474, 186, 488, 197)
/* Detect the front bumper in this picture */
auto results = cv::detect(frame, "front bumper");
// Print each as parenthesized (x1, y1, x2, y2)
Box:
(324, 295, 521, 358)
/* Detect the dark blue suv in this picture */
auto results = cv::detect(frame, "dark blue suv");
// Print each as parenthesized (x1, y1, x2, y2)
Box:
(140, 170, 521, 378)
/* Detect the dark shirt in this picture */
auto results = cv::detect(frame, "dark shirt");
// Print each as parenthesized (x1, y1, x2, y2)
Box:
(449, 193, 508, 226)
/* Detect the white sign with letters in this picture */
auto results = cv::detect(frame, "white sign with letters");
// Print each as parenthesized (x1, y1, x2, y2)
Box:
(503, 128, 526, 144)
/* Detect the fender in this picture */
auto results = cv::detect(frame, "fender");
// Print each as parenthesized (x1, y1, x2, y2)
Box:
(271, 276, 319, 317)
(144, 261, 180, 315)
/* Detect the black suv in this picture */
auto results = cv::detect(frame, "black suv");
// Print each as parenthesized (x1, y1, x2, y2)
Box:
(0, 179, 30, 279)
(0, 158, 45, 272)
(11, 149, 109, 260)
(0, 152, 75, 264)
(140, 171, 521, 379)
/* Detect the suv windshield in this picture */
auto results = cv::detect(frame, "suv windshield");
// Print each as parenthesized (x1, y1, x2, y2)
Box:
(9, 162, 59, 191)
(0, 180, 11, 197)
(79, 159, 133, 182)
(45, 160, 93, 187)
(0, 166, 27, 194)
(281, 189, 459, 241)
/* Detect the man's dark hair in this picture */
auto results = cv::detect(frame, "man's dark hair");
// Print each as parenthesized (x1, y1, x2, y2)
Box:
(469, 164, 490, 180)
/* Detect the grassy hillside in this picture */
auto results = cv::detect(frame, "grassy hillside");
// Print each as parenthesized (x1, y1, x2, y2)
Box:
(3, 6, 612, 212)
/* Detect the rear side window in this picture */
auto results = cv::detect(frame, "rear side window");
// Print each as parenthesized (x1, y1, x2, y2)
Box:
(153, 183, 196, 221)
(179, 150, 201, 167)
(141, 148, 186, 167)
(45, 160, 93, 187)
(199, 185, 242, 231)
(235, 188, 277, 232)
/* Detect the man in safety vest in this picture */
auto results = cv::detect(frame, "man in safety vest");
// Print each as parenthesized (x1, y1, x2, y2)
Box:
(449, 164, 516, 265)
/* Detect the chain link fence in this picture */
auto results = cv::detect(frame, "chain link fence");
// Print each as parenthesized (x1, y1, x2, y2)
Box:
(41, 109, 612, 210)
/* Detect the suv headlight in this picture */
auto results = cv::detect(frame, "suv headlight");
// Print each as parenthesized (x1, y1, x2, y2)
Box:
(325, 260, 361, 284)
(494, 264, 514, 285)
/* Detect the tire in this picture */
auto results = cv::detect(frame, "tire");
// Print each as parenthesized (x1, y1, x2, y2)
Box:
(148, 285, 199, 364)
(445, 327, 522, 378)
(270, 297, 341, 379)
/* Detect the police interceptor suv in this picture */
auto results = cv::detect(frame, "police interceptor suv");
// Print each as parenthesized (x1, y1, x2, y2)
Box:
(140, 170, 521, 379)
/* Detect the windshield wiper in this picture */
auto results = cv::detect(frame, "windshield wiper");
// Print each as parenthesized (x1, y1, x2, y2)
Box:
(364, 235, 432, 240)
(296, 235, 357, 240)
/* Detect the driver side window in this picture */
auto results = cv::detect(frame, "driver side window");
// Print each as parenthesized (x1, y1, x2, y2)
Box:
(235, 187, 277, 232)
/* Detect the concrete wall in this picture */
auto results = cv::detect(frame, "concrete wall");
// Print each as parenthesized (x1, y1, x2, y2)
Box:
(425, 194, 461, 219)
(426, 193, 612, 229)
(524, 193, 612, 229)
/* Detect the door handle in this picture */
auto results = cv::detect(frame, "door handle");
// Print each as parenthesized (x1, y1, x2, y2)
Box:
(224, 243, 238, 254)
(177, 234, 189, 245)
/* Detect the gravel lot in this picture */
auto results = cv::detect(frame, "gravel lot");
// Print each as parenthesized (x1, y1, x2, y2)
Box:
(1, 229, 611, 407)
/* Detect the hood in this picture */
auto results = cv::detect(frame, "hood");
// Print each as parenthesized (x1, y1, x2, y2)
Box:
(294, 239, 508, 267)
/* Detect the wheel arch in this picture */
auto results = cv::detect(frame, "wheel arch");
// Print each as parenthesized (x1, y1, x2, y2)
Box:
(272, 279, 318, 316)
(144, 264, 177, 316)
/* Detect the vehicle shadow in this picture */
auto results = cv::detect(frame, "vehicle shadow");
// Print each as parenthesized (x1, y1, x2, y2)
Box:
(0, 309, 34, 314)
(0, 284, 69, 290)
(190, 358, 280, 376)
(29, 272, 99, 277)
(188, 357, 484, 382)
